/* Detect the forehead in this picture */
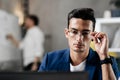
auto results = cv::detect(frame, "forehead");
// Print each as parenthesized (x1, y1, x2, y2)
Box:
(69, 18, 93, 31)
(25, 18, 30, 22)
(26, 17, 31, 21)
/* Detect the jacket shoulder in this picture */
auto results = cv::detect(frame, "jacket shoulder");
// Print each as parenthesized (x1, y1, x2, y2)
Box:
(39, 49, 69, 71)
(47, 49, 68, 57)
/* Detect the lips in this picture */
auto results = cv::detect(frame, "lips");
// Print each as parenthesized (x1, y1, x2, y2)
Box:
(74, 44, 84, 48)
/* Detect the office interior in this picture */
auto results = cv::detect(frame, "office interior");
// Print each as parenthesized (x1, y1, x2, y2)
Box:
(0, 0, 120, 75)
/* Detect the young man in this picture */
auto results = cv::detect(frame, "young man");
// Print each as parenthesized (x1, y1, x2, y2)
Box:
(39, 8, 119, 80)
(7, 15, 44, 71)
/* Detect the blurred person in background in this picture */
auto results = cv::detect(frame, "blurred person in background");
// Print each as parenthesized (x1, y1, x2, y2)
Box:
(7, 15, 44, 71)
(39, 8, 119, 80)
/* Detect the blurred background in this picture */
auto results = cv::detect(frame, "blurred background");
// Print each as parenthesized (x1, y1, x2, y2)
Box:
(0, 0, 120, 72)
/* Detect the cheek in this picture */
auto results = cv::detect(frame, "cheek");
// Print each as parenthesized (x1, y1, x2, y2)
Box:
(83, 35, 92, 43)
(25, 21, 29, 26)
(86, 34, 92, 40)
(68, 37, 74, 45)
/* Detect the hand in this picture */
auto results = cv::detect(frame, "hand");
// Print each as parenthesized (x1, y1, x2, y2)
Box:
(6, 34, 14, 40)
(91, 32, 109, 60)
(31, 63, 38, 71)
(31, 57, 40, 71)
(34, 57, 40, 63)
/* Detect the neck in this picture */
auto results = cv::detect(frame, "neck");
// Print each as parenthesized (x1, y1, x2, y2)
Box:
(28, 25, 34, 29)
(70, 49, 89, 66)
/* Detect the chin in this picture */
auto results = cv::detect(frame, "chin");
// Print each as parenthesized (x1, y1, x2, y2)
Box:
(74, 48, 85, 53)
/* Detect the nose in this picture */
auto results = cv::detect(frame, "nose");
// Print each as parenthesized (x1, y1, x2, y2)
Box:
(76, 33, 83, 42)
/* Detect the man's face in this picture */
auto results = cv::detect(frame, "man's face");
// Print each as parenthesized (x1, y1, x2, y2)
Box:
(65, 18, 93, 53)
(24, 18, 34, 29)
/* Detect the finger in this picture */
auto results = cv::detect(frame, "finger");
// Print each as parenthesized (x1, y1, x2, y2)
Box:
(96, 32, 106, 41)
(94, 32, 100, 38)
(96, 33, 103, 41)
(91, 32, 101, 39)
(90, 32, 97, 36)
(90, 32, 96, 40)
(93, 36, 98, 43)
(93, 32, 100, 43)
(94, 32, 104, 43)
(91, 32, 99, 43)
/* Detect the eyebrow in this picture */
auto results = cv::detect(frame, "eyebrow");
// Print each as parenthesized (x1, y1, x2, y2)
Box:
(70, 28, 78, 31)
(82, 30, 91, 32)
(70, 28, 90, 32)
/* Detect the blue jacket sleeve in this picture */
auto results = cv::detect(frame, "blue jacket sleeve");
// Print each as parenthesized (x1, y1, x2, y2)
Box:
(38, 53, 48, 72)
(111, 57, 120, 79)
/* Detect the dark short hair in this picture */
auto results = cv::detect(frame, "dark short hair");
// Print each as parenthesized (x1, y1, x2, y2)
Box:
(68, 8, 96, 31)
(26, 15, 39, 25)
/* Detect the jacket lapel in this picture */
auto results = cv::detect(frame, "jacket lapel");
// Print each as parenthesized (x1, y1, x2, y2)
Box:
(57, 49, 70, 71)
(85, 48, 98, 80)
(57, 48, 98, 78)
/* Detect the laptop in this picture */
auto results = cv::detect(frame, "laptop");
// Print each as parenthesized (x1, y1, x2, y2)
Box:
(0, 71, 88, 80)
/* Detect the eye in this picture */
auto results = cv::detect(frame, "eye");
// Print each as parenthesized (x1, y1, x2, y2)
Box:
(71, 30, 78, 34)
(82, 31, 90, 36)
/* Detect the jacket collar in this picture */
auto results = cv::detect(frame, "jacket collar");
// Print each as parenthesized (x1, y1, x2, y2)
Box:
(85, 48, 99, 80)
(57, 48, 98, 74)
(57, 48, 70, 71)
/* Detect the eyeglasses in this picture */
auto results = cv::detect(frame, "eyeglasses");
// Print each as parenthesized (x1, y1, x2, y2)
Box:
(68, 28, 91, 37)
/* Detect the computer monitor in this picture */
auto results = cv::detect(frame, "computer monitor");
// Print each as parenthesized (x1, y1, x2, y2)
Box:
(0, 71, 88, 80)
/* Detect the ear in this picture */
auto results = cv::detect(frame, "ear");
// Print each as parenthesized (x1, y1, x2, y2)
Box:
(64, 28, 69, 38)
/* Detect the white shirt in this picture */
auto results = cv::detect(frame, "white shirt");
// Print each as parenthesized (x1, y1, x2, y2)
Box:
(70, 60, 86, 72)
(19, 26, 44, 66)
(118, 77, 120, 80)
